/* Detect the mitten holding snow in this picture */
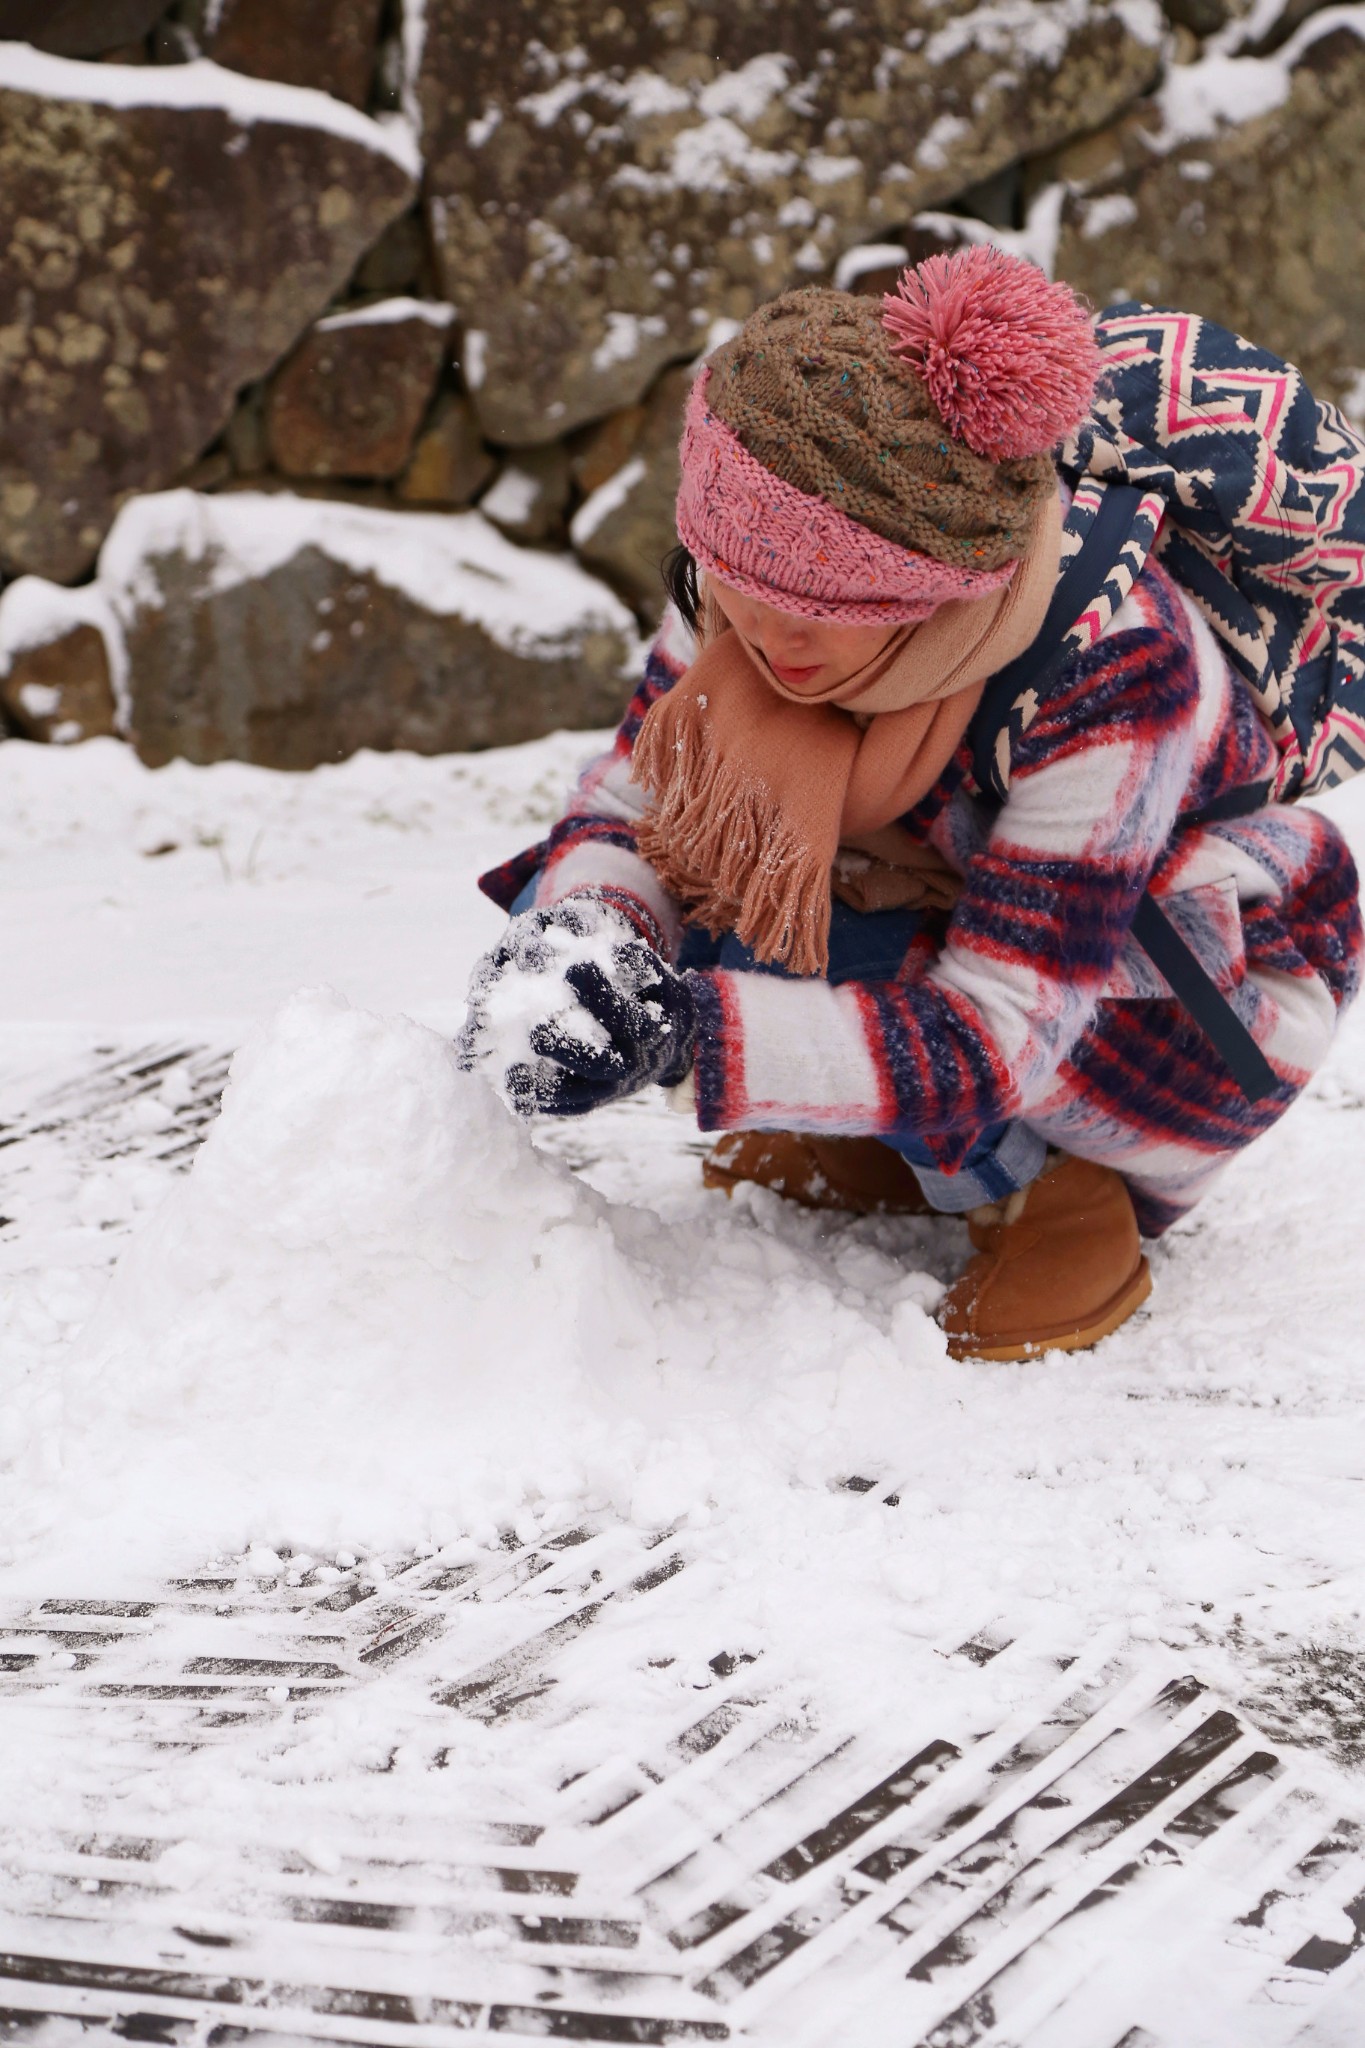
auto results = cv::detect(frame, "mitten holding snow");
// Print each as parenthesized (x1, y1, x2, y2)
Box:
(457, 894, 697, 1118)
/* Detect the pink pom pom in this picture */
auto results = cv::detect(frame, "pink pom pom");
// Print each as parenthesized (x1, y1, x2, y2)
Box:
(881, 245, 1100, 462)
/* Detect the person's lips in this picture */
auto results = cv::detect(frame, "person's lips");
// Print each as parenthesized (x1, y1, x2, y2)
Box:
(769, 659, 823, 686)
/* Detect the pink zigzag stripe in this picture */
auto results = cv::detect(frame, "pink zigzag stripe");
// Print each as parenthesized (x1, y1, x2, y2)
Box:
(1100, 311, 1300, 444)
(1211, 366, 1294, 446)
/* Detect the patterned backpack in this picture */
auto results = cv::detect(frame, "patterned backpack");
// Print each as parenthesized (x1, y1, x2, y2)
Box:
(972, 301, 1365, 1101)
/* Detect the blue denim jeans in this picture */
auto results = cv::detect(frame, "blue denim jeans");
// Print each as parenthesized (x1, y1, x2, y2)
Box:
(509, 883, 1044, 1212)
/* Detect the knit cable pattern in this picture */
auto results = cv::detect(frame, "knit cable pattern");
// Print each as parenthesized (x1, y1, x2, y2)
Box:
(675, 373, 1016, 624)
(703, 287, 1053, 572)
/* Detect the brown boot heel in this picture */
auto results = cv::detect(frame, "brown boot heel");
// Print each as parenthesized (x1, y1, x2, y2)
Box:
(940, 1153, 1152, 1362)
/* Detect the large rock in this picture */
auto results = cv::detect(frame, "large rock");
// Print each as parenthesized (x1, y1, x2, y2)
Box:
(265, 299, 453, 480)
(0, 47, 417, 582)
(98, 490, 642, 768)
(570, 364, 692, 621)
(395, 393, 497, 507)
(1053, 16, 1365, 408)
(412, 0, 1164, 446)
(188, 0, 386, 110)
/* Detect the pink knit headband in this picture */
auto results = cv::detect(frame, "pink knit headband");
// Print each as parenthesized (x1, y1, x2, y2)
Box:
(674, 371, 1016, 625)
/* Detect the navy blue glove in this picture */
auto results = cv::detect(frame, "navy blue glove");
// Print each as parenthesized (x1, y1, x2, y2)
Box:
(458, 895, 697, 1118)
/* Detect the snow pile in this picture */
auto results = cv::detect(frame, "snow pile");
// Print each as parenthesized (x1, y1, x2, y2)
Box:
(44, 989, 632, 1558)
(9, 986, 943, 1576)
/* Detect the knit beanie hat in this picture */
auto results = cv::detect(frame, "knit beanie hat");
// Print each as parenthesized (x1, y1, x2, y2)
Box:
(675, 247, 1101, 623)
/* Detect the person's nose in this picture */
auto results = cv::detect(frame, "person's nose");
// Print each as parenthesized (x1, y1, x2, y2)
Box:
(756, 613, 815, 666)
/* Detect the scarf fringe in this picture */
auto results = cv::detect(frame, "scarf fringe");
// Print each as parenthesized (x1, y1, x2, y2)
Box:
(633, 694, 832, 976)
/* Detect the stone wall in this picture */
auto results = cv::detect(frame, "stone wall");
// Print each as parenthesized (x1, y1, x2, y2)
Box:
(1, 0, 1361, 767)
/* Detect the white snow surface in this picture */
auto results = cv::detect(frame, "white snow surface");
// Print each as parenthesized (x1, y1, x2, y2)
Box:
(0, 730, 1362, 1724)
(0, 43, 420, 176)
(97, 490, 642, 664)
(2, 734, 1365, 2038)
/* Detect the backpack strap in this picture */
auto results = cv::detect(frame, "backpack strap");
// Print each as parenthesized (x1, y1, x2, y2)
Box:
(968, 484, 1280, 1104)
(972, 482, 1148, 804)
(1128, 894, 1278, 1102)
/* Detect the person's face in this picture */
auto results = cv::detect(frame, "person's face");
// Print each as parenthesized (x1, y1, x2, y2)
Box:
(708, 578, 898, 694)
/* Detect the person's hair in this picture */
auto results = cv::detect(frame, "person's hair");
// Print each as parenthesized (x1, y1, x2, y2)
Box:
(660, 543, 701, 634)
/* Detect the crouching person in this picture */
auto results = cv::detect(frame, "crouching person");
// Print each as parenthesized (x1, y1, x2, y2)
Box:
(459, 252, 1363, 1362)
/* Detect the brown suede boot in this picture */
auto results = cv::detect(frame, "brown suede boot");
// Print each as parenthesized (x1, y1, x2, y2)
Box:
(939, 1153, 1151, 1361)
(702, 1130, 931, 1215)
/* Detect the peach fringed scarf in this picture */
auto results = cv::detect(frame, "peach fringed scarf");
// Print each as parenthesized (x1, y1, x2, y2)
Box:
(631, 488, 1062, 975)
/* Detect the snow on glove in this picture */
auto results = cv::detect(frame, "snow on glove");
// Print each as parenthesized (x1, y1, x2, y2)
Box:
(457, 894, 697, 1118)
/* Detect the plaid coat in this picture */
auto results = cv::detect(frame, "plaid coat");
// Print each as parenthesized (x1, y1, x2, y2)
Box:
(481, 551, 1362, 1234)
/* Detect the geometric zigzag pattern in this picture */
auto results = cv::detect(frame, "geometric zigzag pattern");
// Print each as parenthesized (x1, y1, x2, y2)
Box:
(1058, 301, 1365, 801)
(7, 1527, 1365, 2047)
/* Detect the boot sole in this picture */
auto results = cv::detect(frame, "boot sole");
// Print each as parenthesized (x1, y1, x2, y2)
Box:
(702, 1158, 856, 1212)
(701, 1159, 929, 1216)
(944, 1256, 1153, 1363)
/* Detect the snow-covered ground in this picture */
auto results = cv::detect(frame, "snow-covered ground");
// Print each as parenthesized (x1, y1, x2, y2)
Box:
(2, 732, 1365, 2046)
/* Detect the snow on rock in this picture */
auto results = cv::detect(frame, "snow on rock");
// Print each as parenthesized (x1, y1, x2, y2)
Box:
(479, 466, 545, 531)
(569, 455, 647, 549)
(265, 307, 452, 482)
(315, 296, 457, 333)
(833, 242, 911, 292)
(1132, 3, 1365, 157)
(0, 576, 125, 714)
(0, 42, 420, 175)
(569, 363, 693, 619)
(0, 577, 125, 744)
(99, 490, 632, 662)
(88, 492, 642, 768)
(4, 985, 944, 1577)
